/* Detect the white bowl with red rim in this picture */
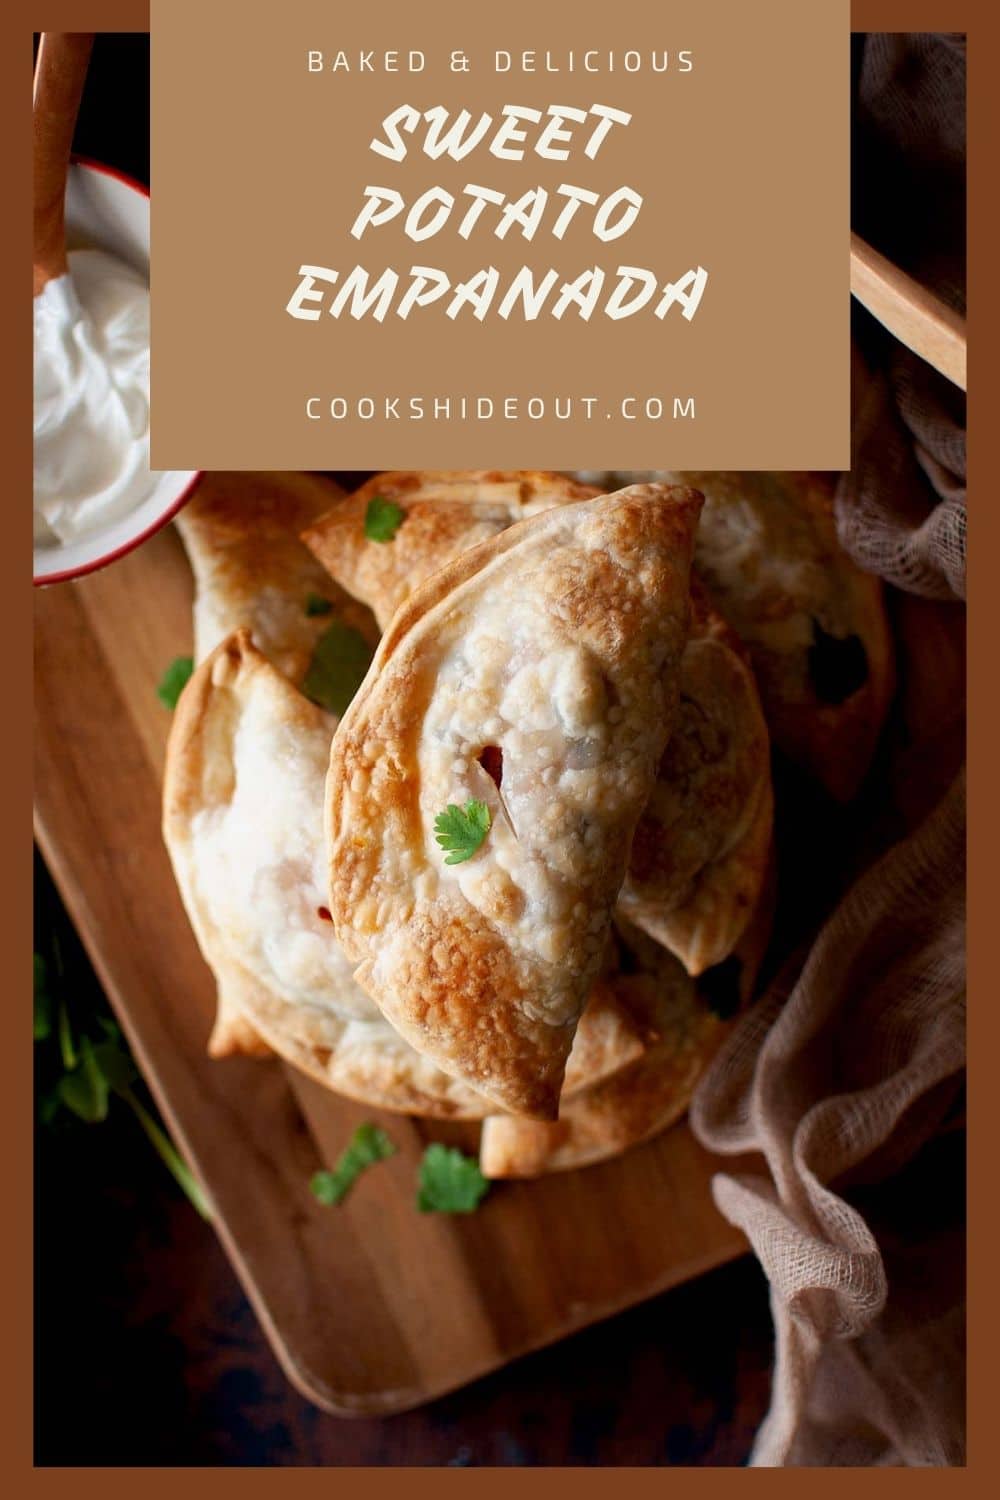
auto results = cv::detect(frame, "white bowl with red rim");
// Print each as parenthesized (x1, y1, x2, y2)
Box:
(33, 157, 201, 586)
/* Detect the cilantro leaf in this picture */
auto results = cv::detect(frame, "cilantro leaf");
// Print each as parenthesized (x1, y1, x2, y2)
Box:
(33, 953, 52, 1041)
(310, 1122, 396, 1206)
(33, 925, 212, 1217)
(123, 1087, 213, 1220)
(38, 1087, 61, 1126)
(434, 800, 491, 865)
(157, 656, 194, 710)
(364, 494, 405, 543)
(56, 998, 77, 1071)
(90, 1038, 140, 1093)
(417, 1143, 490, 1214)
(57, 1036, 110, 1124)
(304, 592, 334, 618)
(302, 623, 374, 717)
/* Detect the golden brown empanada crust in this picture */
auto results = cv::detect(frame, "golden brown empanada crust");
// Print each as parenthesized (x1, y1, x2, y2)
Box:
(683, 471, 893, 801)
(171, 471, 378, 1060)
(165, 629, 658, 1118)
(326, 485, 703, 1121)
(176, 470, 377, 682)
(619, 583, 773, 973)
(163, 630, 490, 1117)
(310, 472, 773, 979)
(207, 977, 275, 1059)
(479, 882, 774, 1178)
(302, 470, 601, 631)
(574, 470, 894, 801)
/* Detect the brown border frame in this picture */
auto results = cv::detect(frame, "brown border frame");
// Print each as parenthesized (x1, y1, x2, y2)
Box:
(9, 0, 988, 1484)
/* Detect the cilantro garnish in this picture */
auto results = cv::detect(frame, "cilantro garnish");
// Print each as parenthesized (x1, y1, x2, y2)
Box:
(127, 1090, 211, 1219)
(433, 800, 492, 865)
(310, 1122, 396, 1206)
(33, 940, 212, 1219)
(301, 622, 374, 717)
(33, 953, 52, 1041)
(417, 1143, 490, 1214)
(157, 656, 194, 710)
(304, 592, 334, 618)
(364, 494, 405, 543)
(57, 1034, 110, 1123)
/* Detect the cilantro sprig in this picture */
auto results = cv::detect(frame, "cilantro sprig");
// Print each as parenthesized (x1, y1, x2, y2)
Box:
(157, 656, 194, 710)
(33, 946, 212, 1219)
(417, 1143, 490, 1214)
(302, 622, 374, 717)
(310, 1122, 397, 1206)
(434, 800, 492, 865)
(33, 953, 52, 1041)
(364, 494, 405, 543)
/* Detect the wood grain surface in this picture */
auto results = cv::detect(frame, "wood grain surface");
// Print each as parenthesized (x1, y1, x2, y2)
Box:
(850, 233, 967, 392)
(33, 523, 754, 1417)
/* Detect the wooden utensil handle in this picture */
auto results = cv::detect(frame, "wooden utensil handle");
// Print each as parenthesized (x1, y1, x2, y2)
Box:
(33, 32, 94, 296)
(850, 232, 967, 392)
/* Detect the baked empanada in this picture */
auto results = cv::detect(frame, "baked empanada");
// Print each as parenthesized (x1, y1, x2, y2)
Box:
(479, 899, 772, 1178)
(326, 485, 703, 1120)
(173, 471, 379, 1055)
(574, 470, 894, 801)
(164, 630, 666, 1119)
(617, 584, 773, 973)
(302, 470, 601, 630)
(308, 471, 772, 976)
(176, 470, 377, 682)
(163, 629, 489, 1115)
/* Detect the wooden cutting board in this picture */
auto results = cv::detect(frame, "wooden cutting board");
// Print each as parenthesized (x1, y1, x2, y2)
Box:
(33, 521, 756, 1417)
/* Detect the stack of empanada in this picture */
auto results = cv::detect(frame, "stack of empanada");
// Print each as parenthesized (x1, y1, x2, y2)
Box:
(163, 468, 891, 1178)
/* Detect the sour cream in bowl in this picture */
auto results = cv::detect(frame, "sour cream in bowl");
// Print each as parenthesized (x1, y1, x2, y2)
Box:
(33, 159, 199, 585)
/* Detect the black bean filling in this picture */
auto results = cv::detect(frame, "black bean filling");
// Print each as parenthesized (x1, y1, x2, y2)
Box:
(808, 619, 869, 705)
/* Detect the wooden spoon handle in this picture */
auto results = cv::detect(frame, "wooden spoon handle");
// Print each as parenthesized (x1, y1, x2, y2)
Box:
(850, 232, 967, 392)
(33, 32, 94, 296)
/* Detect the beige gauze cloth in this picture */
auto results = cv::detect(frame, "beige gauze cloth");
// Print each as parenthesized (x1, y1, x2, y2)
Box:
(690, 34, 967, 1467)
